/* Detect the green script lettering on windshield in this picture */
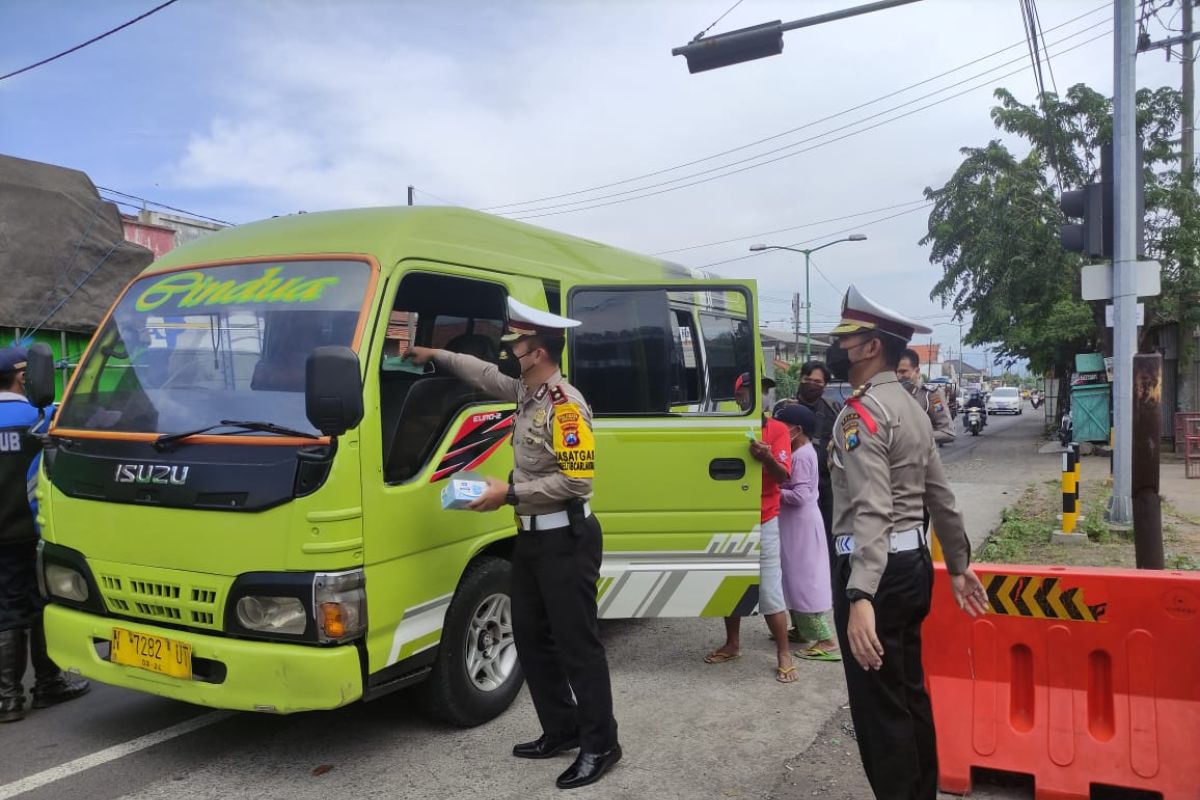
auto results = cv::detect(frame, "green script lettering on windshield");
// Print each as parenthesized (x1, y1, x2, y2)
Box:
(135, 267, 341, 312)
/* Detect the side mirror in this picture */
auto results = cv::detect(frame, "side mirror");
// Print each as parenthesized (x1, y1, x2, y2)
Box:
(25, 343, 56, 410)
(305, 346, 364, 438)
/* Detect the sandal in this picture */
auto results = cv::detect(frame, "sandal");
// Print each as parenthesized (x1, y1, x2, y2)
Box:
(776, 665, 798, 683)
(796, 646, 842, 662)
(703, 650, 740, 664)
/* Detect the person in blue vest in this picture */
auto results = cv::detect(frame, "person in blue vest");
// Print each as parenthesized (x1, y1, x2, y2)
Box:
(0, 346, 90, 723)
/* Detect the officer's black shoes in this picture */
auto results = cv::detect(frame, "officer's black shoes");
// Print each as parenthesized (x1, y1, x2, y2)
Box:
(512, 731, 581, 759)
(31, 673, 90, 709)
(0, 629, 27, 723)
(0, 696, 25, 723)
(555, 744, 622, 790)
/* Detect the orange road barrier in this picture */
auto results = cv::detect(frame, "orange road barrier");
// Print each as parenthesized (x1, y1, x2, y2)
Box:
(924, 563, 1200, 799)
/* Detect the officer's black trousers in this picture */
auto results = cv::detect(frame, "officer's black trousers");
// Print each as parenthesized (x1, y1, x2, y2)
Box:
(0, 541, 43, 632)
(511, 514, 618, 753)
(833, 548, 937, 800)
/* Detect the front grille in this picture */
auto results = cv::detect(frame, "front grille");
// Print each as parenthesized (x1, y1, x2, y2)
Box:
(95, 565, 227, 632)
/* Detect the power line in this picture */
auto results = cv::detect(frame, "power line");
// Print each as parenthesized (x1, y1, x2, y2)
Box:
(696, 202, 934, 269)
(0, 0, 182, 82)
(479, 2, 1111, 213)
(691, 0, 748, 42)
(97, 186, 236, 226)
(506, 25, 1112, 221)
(412, 186, 462, 206)
(650, 198, 929, 255)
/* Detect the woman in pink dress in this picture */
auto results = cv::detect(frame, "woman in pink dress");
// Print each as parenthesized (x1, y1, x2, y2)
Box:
(774, 403, 840, 661)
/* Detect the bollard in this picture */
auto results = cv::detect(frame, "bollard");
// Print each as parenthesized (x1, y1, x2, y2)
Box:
(1052, 442, 1088, 544)
(1072, 441, 1081, 518)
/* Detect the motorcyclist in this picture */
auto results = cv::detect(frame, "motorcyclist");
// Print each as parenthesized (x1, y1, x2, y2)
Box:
(963, 390, 987, 429)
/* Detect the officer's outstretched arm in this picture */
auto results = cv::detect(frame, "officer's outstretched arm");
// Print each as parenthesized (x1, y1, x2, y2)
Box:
(430, 350, 521, 402)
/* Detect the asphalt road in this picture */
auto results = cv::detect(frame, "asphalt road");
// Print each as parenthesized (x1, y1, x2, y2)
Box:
(2, 403, 1054, 800)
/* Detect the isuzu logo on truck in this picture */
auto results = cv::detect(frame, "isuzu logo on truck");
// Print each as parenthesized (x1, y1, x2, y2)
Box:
(114, 464, 190, 485)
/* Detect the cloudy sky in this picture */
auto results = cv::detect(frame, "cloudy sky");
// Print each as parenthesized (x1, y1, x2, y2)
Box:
(0, 0, 1186, 369)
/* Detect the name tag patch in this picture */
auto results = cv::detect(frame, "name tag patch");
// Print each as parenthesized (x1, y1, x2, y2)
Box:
(553, 403, 594, 478)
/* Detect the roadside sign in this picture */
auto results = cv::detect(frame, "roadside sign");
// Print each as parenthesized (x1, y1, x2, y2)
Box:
(1080, 260, 1160, 301)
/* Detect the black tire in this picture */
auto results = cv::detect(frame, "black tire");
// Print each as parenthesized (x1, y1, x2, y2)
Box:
(418, 556, 524, 727)
(971, 428, 980, 436)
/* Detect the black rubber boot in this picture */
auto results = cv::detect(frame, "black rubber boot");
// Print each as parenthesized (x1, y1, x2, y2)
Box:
(0, 628, 29, 723)
(29, 616, 89, 709)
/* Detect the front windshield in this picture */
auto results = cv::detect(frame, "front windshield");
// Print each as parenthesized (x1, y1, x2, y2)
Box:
(56, 259, 372, 436)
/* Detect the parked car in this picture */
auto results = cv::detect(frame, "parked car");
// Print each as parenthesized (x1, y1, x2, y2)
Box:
(986, 386, 1023, 415)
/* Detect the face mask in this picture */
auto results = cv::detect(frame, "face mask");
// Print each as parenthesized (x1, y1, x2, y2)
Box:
(825, 343, 852, 381)
(498, 347, 522, 379)
(798, 382, 823, 403)
(899, 378, 915, 393)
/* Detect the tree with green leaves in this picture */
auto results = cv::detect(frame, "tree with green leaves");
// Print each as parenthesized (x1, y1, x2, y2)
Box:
(921, 83, 1197, 411)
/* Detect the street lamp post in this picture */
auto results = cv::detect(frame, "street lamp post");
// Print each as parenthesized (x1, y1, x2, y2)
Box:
(749, 235, 867, 362)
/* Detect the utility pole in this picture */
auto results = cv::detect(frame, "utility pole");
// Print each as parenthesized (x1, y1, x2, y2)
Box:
(792, 292, 801, 362)
(1109, 0, 1137, 526)
(407, 185, 415, 206)
(1182, 0, 1197, 414)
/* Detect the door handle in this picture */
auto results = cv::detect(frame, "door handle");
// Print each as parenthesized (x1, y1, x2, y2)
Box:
(709, 458, 746, 480)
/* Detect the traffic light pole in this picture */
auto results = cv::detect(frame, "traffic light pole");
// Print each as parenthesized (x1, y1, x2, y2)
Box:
(1109, 0, 1137, 527)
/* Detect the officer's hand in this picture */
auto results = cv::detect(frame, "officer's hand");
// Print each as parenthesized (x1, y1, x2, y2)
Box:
(847, 600, 884, 671)
(404, 346, 437, 365)
(951, 568, 989, 617)
(467, 476, 510, 512)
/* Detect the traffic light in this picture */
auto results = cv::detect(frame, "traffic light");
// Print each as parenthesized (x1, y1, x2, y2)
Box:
(1059, 183, 1104, 257)
(1058, 140, 1145, 259)
(671, 21, 784, 74)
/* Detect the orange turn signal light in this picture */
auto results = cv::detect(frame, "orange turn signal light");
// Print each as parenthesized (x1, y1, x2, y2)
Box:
(321, 602, 346, 638)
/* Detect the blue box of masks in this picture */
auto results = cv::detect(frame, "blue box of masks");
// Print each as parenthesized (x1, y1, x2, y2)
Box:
(440, 472, 488, 510)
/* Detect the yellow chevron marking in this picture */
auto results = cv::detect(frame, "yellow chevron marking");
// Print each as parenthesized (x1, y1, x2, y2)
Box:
(1048, 581, 1070, 619)
(1020, 577, 1046, 619)
(997, 574, 1021, 615)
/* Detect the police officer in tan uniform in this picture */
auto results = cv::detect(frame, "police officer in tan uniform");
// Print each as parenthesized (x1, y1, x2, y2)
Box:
(895, 349, 954, 446)
(406, 297, 620, 790)
(824, 286, 988, 800)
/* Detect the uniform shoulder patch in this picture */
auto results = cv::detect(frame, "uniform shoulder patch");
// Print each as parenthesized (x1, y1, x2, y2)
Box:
(840, 410, 862, 451)
(549, 384, 569, 406)
(553, 402, 594, 477)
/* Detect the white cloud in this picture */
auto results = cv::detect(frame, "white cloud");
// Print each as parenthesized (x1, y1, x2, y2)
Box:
(164, 0, 1181, 349)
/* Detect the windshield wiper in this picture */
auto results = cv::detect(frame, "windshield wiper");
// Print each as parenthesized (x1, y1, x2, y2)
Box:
(153, 420, 318, 451)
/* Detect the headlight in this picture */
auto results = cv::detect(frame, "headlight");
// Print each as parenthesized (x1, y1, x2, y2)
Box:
(45, 563, 90, 602)
(235, 596, 307, 635)
(314, 570, 365, 642)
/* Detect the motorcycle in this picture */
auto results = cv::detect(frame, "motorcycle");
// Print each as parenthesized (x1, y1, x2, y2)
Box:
(966, 407, 983, 436)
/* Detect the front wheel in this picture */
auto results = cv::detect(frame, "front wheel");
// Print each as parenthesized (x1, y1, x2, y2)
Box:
(971, 427, 980, 436)
(418, 556, 523, 727)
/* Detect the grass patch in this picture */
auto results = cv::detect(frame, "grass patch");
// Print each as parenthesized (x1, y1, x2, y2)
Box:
(1167, 554, 1199, 571)
(977, 488, 1055, 562)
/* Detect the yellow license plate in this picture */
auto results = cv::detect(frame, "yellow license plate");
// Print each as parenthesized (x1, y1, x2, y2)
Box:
(110, 627, 192, 679)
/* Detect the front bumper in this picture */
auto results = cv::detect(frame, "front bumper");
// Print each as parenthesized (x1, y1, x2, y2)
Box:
(44, 604, 363, 713)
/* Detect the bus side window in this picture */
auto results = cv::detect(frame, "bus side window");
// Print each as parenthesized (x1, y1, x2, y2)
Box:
(568, 287, 752, 416)
(698, 308, 752, 412)
(671, 309, 702, 407)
